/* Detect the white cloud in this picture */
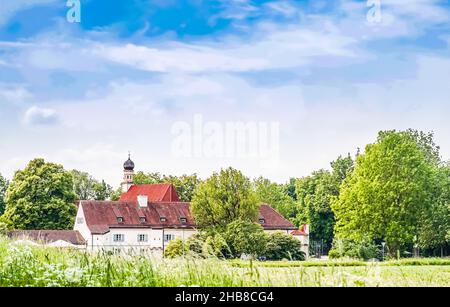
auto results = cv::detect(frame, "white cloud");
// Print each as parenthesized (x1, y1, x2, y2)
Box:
(0, 0, 57, 26)
(23, 106, 59, 126)
(0, 84, 32, 103)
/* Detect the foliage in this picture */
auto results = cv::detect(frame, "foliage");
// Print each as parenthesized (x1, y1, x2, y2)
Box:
(70, 170, 113, 201)
(254, 177, 297, 220)
(0, 174, 8, 215)
(295, 155, 354, 249)
(1, 238, 450, 287)
(265, 232, 305, 261)
(164, 239, 186, 258)
(2, 159, 77, 230)
(328, 238, 379, 260)
(191, 168, 259, 228)
(332, 130, 439, 255)
(224, 220, 267, 258)
(133, 172, 201, 202)
(295, 170, 338, 248)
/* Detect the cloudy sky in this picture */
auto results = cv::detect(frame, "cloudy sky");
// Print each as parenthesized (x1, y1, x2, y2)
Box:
(0, 0, 449, 187)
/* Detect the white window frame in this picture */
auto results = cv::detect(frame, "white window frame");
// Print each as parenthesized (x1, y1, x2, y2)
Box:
(164, 234, 175, 242)
(113, 234, 125, 242)
(137, 234, 148, 242)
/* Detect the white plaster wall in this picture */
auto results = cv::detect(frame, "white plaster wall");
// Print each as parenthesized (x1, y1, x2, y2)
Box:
(73, 204, 91, 247)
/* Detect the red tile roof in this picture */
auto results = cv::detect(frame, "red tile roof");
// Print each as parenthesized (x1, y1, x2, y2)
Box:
(258, 204, 297, 230)
(79, 201, 296, 234)
(80, 200, 194, 234)
(290, 224, 309, 236)
(119, 184, 180, 202)
(7, 230, 86, 245)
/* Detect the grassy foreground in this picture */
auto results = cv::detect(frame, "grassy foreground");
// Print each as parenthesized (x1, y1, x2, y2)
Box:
(1, 238, 450, 287)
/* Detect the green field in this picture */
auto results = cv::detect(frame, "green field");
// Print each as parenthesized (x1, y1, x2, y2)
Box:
(1, 238, 449, 287)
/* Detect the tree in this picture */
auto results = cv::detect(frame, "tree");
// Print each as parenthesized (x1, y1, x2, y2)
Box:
(70, 170, 113, 201)
(0, 173, 8, 215)
(224, 220, 267, 258)
(295, 170, 337, 249)
(164, 239, 186, 258)
(92, 180, 114, 201)
(332, 130, 437, 255)
(265, 232, 305, 260)
(295, 155, 354, 250)
(133, 171, 163, 185)
(2, 159, 77, 230)
(254, 177, 297, 221)
(191, 167, 259, 228)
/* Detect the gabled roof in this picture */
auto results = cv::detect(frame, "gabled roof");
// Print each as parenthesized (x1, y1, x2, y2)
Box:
(79, 200, 194, 234)
(258, 204, 296, 230)
(119, 184, 180, 202)
(7, 230, 86, 245)
(79, 200, 296, 234)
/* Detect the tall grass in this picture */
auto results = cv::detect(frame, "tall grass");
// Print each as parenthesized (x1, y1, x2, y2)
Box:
(1, 237, 449, 287)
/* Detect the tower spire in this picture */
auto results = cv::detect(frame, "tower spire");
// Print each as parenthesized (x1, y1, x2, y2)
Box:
(121, 153, 135, 193)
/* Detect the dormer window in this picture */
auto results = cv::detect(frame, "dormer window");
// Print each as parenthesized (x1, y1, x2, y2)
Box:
(117, 217, 124, 223)
(160, 217, 167, 222)
(180, 217, 187, 224)
(139, 217, 146, 223)
(259, 218, 265, 224)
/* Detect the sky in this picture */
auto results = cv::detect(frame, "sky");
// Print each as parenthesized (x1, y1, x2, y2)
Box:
(0, 0, 450, 187)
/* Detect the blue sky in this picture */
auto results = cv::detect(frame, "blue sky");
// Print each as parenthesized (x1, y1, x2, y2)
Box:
(1, 0, 450, 186)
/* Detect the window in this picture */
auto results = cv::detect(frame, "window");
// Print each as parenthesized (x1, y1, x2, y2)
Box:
(76, 217, 84, 224)
(117, 217, 124, 223)
(139, 217, 146, 223)
(113, 234, 125, 242)
(259, 218, 265, 224)
(137, 234, 148, 242)
(160, 217, 167, 222)
(180, 217, 187, 224)
(164, 234, 175, 242)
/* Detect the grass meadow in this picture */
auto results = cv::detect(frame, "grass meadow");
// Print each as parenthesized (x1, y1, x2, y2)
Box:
(1, 237, 449, 287)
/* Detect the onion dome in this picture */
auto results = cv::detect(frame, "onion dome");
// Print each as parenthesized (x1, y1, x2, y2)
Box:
(123, 153, 135, 171)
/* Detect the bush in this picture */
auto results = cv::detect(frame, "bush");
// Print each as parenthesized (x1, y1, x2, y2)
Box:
(265, 232, 305, 261)
(329, 238, 379, 260)
(224, 220, 267, 258)
(164, 239, 185, 258)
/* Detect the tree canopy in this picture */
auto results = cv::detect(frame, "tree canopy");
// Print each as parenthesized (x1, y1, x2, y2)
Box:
(0, 173, 8, 216)
(332, 130, 441, 254)
(70, 170, 113, 201)
(191, 167, 259, 229)
(2, 159, 77, 230)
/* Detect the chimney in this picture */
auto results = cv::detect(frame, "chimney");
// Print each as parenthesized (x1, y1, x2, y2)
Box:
(303, 224, 310, 235)
(137, 195, 148, 208)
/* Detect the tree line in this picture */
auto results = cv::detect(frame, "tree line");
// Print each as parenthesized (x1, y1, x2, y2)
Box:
(0, 129, 449, 259)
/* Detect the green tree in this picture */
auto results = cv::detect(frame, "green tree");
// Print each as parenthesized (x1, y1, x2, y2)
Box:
(164, 238, 186, 258)
(295, 170, 337, 248)
(133, 171, 163, 184)
(3, 159, 77, 230)
(0, 173, 8, 215)
(92, 180, 113, 201)
(191, 167, 259, 228)
(224, 219, 267, 258)
(332, 130, 437, 255)
(254, 177, 297, 220)
(70, 170, 113, 200)
(265, 232, 305, 260)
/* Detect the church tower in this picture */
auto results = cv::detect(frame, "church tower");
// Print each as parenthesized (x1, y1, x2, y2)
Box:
(121, 153, 135, 193)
